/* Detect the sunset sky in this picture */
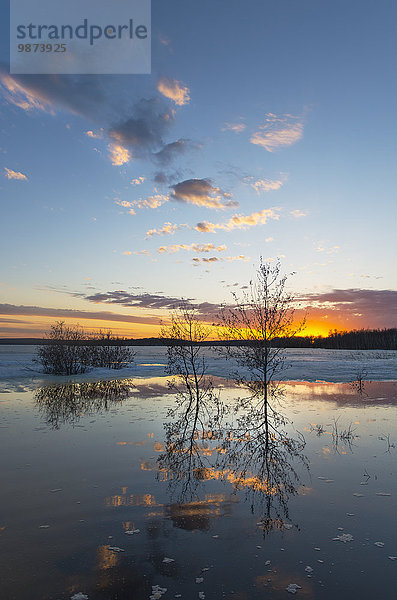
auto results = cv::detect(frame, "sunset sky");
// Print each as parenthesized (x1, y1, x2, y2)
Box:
(1, 0, 396, 338)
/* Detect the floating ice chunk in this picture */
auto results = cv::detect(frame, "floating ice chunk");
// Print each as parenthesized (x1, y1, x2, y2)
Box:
(39, 525, 50, 529)
(125, 528, 140, 535)
(195, 577, 204, 584)
(283, 523, 293, 530)
(374, 542, 385, 547)
(286, 583, 302, 594)
(150, 585, 167, 600)
(108, 546, 124, 552)
(376, 492, 391, 496)
(353, 493, 364, 497)
(49, 488, 62, 493)
(71, 594, 88, 600)
(314, 548, 321, 551)
(305, 566, 313, 573)
(346, 513, 355, 516)
(265, 560, 271, 566)
(388, 556, 397, 560)
(163, 557, 175, 563)
(199, 593, 205, 599)
(333, 533, 353, 543)
(212, 535, 219, 539)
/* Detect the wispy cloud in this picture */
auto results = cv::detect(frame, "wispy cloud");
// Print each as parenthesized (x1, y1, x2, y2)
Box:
(250, 113, 303, 152)
(157, 77, 190, 106)
(193, 255, 249, 265)
(146, 222, 188, 237)
(171, 178, 237, 209)
(290, 209, 307, 218)
(250, 178, 284, 193)
(222, 122, 246, 133)
(0, 303, 160, 325)
(158, 243, 227, 254)
(195, 207, 281, 233)
(4, 167, 28, 181)
(115, 194, 169, 212)
(153, 138, 199, 165)
(298, 289, 397, 328)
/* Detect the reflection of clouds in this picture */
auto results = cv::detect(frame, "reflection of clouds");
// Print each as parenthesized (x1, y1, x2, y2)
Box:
(104, 487, 237, 531)
(285, 381, 397, 407)
(105, 492, 157, 507)
(97, 545, 119, 570)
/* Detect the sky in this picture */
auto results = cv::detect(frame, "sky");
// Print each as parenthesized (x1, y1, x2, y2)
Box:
(0, 0, 396, 338)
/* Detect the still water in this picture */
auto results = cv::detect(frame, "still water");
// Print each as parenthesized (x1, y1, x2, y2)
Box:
(0, 349, 396, 599)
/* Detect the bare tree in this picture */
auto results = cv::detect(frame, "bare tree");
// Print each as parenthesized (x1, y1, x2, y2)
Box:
(220, 259, 305, 417)
(159, 304, 224, 499)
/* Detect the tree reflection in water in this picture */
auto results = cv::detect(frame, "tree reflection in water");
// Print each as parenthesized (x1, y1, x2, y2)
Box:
(158, 366, 308, 530)
(35, 379, 134, 429)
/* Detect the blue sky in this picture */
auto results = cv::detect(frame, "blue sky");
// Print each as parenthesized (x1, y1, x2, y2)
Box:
(0, 0, 396, 337)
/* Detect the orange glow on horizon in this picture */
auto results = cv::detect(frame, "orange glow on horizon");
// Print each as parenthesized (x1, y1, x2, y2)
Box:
(0, 310, 374, 339)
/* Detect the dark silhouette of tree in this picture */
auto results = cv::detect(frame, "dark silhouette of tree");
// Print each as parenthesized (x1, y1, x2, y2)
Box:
(220, 259, 305, 432)
(35, 321, 135, 375)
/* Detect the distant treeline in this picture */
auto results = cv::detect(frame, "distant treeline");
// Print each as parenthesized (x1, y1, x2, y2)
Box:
(1, 328, 396, 350)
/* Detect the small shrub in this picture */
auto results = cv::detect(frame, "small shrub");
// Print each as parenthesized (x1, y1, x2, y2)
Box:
(35, 322, 135, 375)
(36, 322, 89, 375)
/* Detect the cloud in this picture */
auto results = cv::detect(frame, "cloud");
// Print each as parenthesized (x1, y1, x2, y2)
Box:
(85, 130, 103, 139)
(251, 178, 284, 193)
(146, 222, 188, 237)
(157, 77, 190, 106)
(0, 70, 189, 166)
(158, 243, 227, 254)
(195, 207, 281, 233)
(171, 178, 237, 209)
(193, 255, 249, 265)
(115, 194, 169, 212)
(298, 289, 397, 328)
(291, 209, 307, 218)
(4, 167, 28, 181)
(0, 303, 160, 325)
(84, 291, 193, 311)
(131, 177, 145, 185)
(153, 138, 199, 165)
(316, 243, 340, 254)
(222, 122, 246, 133)
(108, 142, 131, 166)
(108, 98, 174, 154)
(250, 113, 303, 152)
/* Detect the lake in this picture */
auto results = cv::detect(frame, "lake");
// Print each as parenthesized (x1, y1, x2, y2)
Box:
(0, 346, 396, 599)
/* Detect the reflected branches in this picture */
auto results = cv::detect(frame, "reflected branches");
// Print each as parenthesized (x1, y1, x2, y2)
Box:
(158, 305, 224, 499)
(35, 379, 134, 428)
(158, 304, 308, 522)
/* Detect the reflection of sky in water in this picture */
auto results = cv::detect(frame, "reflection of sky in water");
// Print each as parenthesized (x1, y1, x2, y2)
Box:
(0, 377, 396, 599)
